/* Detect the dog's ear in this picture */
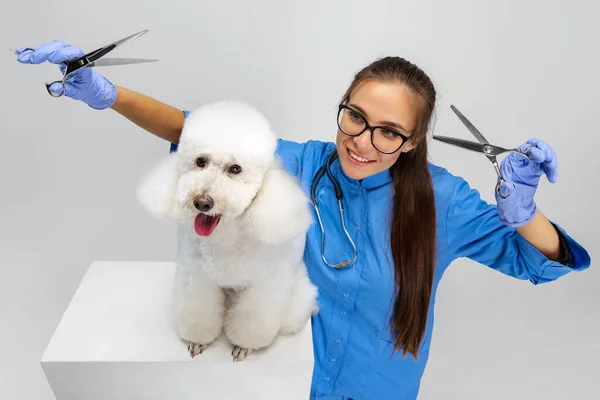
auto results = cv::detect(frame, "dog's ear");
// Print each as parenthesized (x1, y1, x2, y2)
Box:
(136, 152, 187, 220)
(242, 166, 313, 245)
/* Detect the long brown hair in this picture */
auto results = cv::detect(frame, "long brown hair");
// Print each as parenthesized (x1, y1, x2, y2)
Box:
(341, 56, 437, 358)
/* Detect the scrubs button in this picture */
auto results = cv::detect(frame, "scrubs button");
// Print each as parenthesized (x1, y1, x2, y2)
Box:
(331, 357, 336, 362)
(341, 311, 347, 316)
(336, 338, 342, 344)
(357, 189, 362, 195)
(324, 376, 330, 381)
(356, 225, 360, 231)
(344, 293, 349, 298)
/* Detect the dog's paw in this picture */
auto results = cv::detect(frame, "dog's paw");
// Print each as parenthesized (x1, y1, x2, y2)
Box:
(232, 345, 252, 362)
(188, 341, 208, 358)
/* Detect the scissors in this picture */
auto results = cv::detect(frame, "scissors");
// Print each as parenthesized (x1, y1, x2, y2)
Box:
(433, 105, 533, 199)
(9, 29, 157, 97)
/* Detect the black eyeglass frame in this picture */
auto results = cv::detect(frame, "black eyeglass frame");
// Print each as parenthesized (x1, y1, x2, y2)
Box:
(336, 101, 410, 154)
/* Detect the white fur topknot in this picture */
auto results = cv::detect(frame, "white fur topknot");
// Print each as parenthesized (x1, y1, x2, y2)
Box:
(178, 101, 277, 166)
(135, 101, 318, 361)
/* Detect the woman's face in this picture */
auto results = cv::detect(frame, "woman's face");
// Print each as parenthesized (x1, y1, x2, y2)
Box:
(336, 79, 418, 180)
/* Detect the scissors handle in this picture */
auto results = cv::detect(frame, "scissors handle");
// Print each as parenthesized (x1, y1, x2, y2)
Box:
(492, 158, 519, 199)
(44, 54, 95, 97)
(44, 81, 65, 97)
(495, 177, 515, 199)
(493, 145, 532, 199)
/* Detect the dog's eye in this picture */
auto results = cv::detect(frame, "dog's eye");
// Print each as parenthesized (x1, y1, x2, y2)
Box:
(228, 165, 242, 174)
(196, 157, 207, 168)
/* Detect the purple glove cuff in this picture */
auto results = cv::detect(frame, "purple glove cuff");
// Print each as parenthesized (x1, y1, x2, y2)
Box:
(87, 76, 117, 110)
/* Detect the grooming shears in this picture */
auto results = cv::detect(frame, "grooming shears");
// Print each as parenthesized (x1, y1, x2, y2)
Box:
(9, 29, 157, 97)
(433, 105, 533, 199)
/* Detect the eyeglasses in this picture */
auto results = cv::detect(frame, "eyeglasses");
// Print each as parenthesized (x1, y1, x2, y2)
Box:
(337, 103, 410, 154)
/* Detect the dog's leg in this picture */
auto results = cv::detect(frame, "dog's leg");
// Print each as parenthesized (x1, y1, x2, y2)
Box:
(224, 279, 291, 361)
(280, 263, 319, 335)
(172, 267, 225, 357)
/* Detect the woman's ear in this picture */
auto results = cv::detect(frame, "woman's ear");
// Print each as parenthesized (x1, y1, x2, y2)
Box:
(401, 137, 418, 153)
(136, 153, 188, 220)
(242, 165, 313, 245)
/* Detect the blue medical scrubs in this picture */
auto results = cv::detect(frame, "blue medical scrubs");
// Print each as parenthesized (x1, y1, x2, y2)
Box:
(174, 111, 591, 399)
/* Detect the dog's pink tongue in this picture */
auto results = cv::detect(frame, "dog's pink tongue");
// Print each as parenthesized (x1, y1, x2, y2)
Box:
(194, 214, 220, 236)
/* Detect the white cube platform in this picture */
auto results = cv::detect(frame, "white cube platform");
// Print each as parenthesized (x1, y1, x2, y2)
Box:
(41, 261, 314, 400)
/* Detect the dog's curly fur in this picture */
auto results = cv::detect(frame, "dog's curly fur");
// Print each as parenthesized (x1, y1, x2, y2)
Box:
(135, 101, 318, 360)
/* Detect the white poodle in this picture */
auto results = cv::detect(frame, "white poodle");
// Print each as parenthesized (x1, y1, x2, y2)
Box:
(135, 101, 318, 361)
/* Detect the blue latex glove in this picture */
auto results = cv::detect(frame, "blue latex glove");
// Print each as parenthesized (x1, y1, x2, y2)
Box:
(15, 40, 116, 110)
(495, 138, 558, 227)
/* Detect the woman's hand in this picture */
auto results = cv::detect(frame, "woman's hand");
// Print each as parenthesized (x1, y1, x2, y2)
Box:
(14, 40, 116, 110)
(495, 138, 558, 227)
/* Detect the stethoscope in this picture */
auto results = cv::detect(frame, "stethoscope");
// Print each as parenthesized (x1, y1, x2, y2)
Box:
(310, 150, 358, 269)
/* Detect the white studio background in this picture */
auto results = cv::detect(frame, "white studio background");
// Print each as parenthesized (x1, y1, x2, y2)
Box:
(0, 0, 598, 399)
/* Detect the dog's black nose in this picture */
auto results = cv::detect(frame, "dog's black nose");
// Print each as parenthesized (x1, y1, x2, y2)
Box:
(193, 195, 214, 212)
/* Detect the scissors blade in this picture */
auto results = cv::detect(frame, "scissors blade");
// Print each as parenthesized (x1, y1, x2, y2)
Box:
(92, 57, 158, 67)
(450, 105, 490, 145)
(9, 46, 35, 55)
(85, 29, 150, 63)
(433, 135, 486, 153)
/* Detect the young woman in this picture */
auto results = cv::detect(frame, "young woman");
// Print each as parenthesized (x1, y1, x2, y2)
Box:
(14, 41, 591, 400)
